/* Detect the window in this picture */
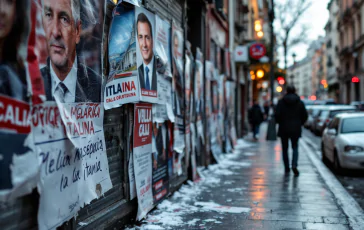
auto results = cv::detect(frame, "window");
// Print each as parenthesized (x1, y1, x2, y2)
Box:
(329, 117, 339, 130)
(329, 109, 357, 118)
(341, 117, 364, 133)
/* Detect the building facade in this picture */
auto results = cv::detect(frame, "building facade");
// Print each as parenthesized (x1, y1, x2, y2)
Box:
(325, 0, 340, 101)
(337, 0, 364, 103)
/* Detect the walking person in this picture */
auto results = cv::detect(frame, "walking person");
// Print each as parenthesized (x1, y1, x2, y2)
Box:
(275, 85, 308, 176)
(248, 100, 264, 141)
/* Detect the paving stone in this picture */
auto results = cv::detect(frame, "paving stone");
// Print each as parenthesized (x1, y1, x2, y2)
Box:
(323, 217, 349, 224)
(304, 223, 350, 230)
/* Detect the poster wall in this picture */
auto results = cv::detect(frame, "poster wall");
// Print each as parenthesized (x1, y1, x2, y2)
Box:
(105, 4, 139, 108)
(135, 7, 158, 103)
(151, 123, 169, 204)
(133, 103, 154, 220)
(0, 0, 39, 201)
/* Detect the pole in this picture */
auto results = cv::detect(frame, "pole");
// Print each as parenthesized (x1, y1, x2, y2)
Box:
(266, 0, 277, 141)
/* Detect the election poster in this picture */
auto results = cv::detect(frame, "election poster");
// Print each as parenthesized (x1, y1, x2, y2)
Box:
(32, 1, 113, 228)
(194, 49, 204, 159)
(153, 16, 172, 122)
(33, 102, 112, 230)
(151, 123, 169, 204)
(135, 7, 158, 103)
(105, 4, 139, 108)
(184, 48, 192, 165)
(0, 0, 40, 201)
(133, 103, 154, 220)
(190, 122, 198, 182)
(171, 22, 185, 154)
(38, 0, 103, 104)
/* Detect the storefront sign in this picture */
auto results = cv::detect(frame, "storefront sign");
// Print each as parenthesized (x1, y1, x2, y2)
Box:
(234, 46, 248, 63)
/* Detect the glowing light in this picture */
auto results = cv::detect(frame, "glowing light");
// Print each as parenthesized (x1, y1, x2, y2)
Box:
(277, 76, 285, 85)
(310, 95, 317, 100)
(352, 76, 360, 83)
(257, 31, 264, 38)
(276, 86, 283, 92)
(251, 74, 256, 80)
(256, 70, 264, 78)
(254, 20, 262, 31)
(321, 79, 327, 85)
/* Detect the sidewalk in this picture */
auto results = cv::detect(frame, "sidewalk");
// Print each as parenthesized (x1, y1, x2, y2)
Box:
(128, 124, 353, 230)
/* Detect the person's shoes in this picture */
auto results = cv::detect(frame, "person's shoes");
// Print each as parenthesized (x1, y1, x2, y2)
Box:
(285, 168, 290, 174)
(292, 167, 299, 176)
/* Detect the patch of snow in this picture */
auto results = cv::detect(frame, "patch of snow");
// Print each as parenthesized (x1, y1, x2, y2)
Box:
(203, 219, 216, 222)
(347, 186, 354, 190)
(78, 222, 88, 226)
(187, 218, 200, 225)
(223, 181, 234, 185)
(141, 225, 165, 230)
(243, 152, 255, 156)
(227, 188, 245, 192)
(194, 201, 251, 214)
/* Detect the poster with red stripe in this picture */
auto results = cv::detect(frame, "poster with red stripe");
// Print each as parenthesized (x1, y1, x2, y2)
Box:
(133, 103, 153, 220)
(105, 4, 139, 109)
(0, 0, 39, 201)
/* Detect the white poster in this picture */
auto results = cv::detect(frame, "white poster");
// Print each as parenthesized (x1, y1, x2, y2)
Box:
(104, 76, 140, 109)
(133, 103, 154, 220)
(33, 102, 112, 230)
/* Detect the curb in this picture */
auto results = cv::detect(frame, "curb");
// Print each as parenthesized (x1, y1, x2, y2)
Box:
(301, 138, 364, 230)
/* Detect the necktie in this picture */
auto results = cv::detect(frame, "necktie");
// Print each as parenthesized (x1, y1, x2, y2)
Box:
(145, 66, 150, 90)
(58, 82, 68, 103)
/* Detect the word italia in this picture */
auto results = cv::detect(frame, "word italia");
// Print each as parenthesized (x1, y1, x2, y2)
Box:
(105, 81, 136, 96)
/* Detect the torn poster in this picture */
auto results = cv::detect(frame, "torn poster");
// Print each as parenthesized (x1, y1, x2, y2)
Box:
(33, 102, 112, 230)
(133, 103, 154, 220)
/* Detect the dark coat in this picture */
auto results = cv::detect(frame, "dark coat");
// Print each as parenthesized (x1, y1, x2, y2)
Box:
(138, 58, 157, 91)
(41, 58, 101, 102)
(275, 93, 308, 138)
(248, 104, 264, 125)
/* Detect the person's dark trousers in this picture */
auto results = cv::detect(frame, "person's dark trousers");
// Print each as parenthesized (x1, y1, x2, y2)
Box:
(280, 136, 299, 170)
(252, 124, 260, 139)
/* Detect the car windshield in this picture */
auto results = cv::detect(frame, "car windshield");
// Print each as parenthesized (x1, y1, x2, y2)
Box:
(329, 109, 357, 118)
(312, 109, 321, 117)
(320, 110, 329, 118)
(341, 117, 364, 133)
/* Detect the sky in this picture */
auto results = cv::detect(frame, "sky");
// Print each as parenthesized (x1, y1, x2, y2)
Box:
(275, 0, 330, 68)
(109, 9, 134, 57)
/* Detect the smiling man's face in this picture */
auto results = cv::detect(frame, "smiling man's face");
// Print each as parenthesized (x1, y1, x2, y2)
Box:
(137, 21, 153, 65)
(42, 0, 80, 73)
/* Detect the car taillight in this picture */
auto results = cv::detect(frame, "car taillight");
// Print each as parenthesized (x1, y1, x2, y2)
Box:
(326, 119, 330, 123)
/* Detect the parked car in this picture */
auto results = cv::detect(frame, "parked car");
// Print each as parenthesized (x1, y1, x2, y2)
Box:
(305, 105, 325, 130)
(312, 105, 357, 135)
(314, 99, 337, 105)
(350, 101, 364, 111)
(321, 113, 364, 172)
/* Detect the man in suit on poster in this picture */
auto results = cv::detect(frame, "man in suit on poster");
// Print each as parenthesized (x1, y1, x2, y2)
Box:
(137, 13, 157, 91)
(41, 0, 101, 103)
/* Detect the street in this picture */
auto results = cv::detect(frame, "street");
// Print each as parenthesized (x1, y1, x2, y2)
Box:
(127, 124, 364, 230)
(301, 128, 364, 211)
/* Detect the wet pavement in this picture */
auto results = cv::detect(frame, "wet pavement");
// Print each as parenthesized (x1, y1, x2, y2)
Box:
(128, 124, 363, 230)
(302, 128, 364, 211)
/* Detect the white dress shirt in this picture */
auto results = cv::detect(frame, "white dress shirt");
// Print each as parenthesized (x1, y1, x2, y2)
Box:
(142, 56, 154, 89)
(50, 58, 77, 103)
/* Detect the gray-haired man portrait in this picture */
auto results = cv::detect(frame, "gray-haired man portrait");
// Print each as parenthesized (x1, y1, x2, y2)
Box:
(41, 0, 101, 103)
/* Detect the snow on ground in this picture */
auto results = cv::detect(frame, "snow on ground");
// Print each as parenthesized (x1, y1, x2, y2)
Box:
(131, 138, 253, 229)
